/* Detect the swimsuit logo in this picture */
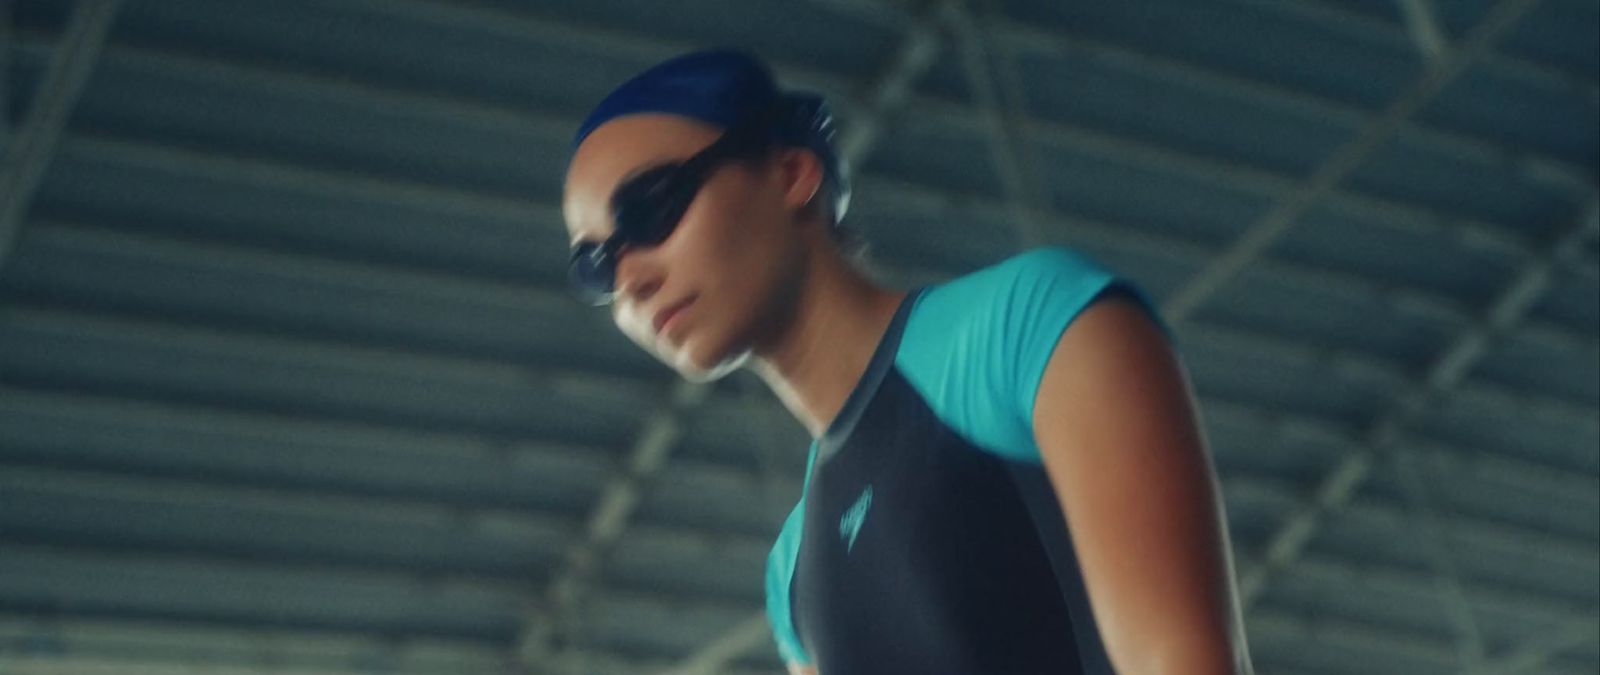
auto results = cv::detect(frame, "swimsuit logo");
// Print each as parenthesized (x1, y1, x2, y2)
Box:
(839, 485, 873, 554)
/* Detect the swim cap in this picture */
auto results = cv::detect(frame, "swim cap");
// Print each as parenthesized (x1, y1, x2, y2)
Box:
(572, 49, 851, 222)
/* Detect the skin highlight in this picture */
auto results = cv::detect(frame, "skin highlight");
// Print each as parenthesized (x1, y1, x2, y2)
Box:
(563, 111, 1253, 675)
(563, 113, 904, 437)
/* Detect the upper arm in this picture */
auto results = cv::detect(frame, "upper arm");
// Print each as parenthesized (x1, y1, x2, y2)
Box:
(1031, 297, 1252, 675)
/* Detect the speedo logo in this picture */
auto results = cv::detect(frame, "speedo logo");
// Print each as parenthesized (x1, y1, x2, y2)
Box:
(839, 485, 873, 553)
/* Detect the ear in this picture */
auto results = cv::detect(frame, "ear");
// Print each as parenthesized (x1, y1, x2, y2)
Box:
(775, 147, 826, 215)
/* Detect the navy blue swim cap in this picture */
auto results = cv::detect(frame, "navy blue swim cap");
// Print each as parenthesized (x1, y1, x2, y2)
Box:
(573, 50, 851, 223)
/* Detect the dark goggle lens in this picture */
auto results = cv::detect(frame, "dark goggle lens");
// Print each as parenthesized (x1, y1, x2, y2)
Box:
(565, 116, 766, 306)
(568, 242, 616, 305)
(612, 164, 691, 246)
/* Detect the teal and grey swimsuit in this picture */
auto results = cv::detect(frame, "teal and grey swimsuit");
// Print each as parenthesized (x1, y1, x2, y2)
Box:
(765, 248, 1159, 674)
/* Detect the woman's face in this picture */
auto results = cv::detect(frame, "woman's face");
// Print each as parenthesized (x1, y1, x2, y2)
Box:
(564, 114, 810, 381)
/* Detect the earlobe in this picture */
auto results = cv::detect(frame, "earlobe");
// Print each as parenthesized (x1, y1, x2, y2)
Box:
(781, 148, 825, 212)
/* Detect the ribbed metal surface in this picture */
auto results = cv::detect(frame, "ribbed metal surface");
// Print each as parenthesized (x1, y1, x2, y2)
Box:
(0, 1, 1595, 674)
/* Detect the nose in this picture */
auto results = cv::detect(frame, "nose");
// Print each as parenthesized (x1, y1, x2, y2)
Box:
(612, 245, 663, 304)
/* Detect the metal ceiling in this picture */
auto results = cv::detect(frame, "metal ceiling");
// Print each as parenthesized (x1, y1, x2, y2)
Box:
(0, 0, 1596, 674)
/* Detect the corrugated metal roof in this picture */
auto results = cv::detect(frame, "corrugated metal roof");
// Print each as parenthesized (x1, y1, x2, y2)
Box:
(1, 0, 1596, 674)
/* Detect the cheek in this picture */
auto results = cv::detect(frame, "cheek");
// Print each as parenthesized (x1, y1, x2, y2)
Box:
(654, 178, 793, 353)
(613, 307, 656, 351)
(695, 186, 788, 284)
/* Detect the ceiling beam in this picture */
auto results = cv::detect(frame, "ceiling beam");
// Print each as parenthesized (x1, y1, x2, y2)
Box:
(860, 167, 1591, 335)
(1160, 0, 1545, 323)
(3, 6, 1587, 675)
(941, 0, 1046, 246)
(1221, 476, 1599, 588)
(546, 650, 782, 675)
(832, 1, 943, 168)
(12, 25, 1592, 298)
(0, 468, 790, 612)
(4, 383, 1591, 572)
(0, 614, 782, 675)
(4, 233, 1592, 520)
(655, 613, 771, 675)
(984, 108, 1575, 265)
(15, 8, 1594, 272)
(1468, 614, 1600, 675)
(1, 0, 12, 141)
(29, 130, 1541, 345)
(1390, 415, 1492, 663)
(20, 123, 1595, 415)
(1, 435, 1592, 667)
(1396, 0, 1449, 63)
(0, 613, 506, 675)
(0, 540, 531, 643)
(1176, 12, 1570, 660)
(1263, 0, 1600, 104)
(591, 574, 1595, 675)
(1238, 195, 1599, 638)
(984, 16, 1594, 196)
(0, 655, 475, 675)
(19, 218, 575, 312)
(484, 0, 1596, 194)
(0, 466, 563, 592)
(929, 6, 1571, 672)
(0, 0, 118, 272)
(0, 301, 658, 427)
(1283, 554, 1596, 631)
(4, 229, 1592, 485)
(363, 0, 1600, 163)
(512, 379, 709, 672)
(19, 200, 1600, 424)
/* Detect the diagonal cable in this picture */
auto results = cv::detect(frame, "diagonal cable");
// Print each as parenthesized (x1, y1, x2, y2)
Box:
(1397, 0, 1449, 63)
(1389, 447, 1487, 667)
(1107, 3, 1557, 660)
(1466, 614, 1600, 675)
(0, 0, 119, 272)
(1161, 0, 1544, 324)
(938, 0, 1046, 247)
(937, 1, 1555, 671)
(1238, 196, 1599, 611)
(2, 0, 13, 142)
(514, 378, 711, 672)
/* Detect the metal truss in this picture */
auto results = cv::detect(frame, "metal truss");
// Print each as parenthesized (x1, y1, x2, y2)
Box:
(512, 379, 711, 672)
(1159, 0, 1547, 323)
(1239, 198, 1599, 670)
(940, 3, 1569, 674)
(0, 0, 119, 271)
(4, 1, 1593, 674)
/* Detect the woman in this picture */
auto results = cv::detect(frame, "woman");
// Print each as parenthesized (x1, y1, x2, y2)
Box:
(562, 50, 1254, 675)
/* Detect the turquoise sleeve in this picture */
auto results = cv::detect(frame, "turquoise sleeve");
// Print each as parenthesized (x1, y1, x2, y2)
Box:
(765, 503, 810, 664)
(764, 443, 817, 664)
(895, 247, 1160, 463)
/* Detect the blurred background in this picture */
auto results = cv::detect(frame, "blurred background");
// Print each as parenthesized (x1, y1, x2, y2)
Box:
(0, 0, 1596, 674)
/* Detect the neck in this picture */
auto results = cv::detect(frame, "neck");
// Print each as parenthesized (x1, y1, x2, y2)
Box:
(752, 250, 905, 439)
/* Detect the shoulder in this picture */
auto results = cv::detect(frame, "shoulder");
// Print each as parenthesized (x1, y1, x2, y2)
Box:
(915, 247, 1115, 313)
(901, 247, 1121, 352)
(895, 247, 1157, 461)
(900, 246, 1143, 373)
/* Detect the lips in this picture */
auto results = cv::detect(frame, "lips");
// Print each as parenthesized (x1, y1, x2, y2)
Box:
(651, 296, 695, 335)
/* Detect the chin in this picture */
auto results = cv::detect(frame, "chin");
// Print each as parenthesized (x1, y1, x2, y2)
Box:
(668, 339, 751, 383)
